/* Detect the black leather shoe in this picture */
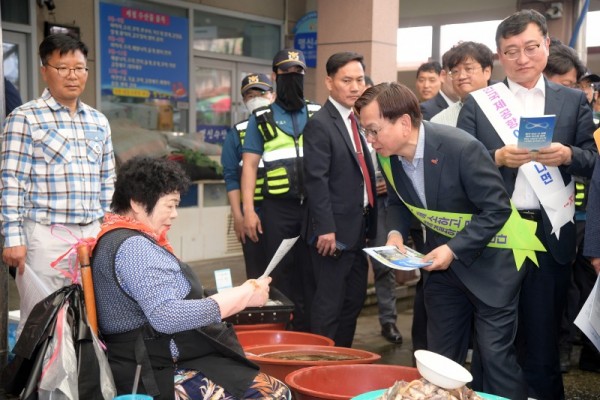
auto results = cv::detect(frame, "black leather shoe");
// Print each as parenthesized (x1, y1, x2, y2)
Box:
(579, 349, 600, 373)
(579, 361, 600, 373)
(381, 322, 403, 344)
(560, 348, 571, 373)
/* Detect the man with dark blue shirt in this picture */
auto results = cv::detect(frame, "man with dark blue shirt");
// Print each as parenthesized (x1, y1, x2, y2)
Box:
(221, 73, 274, 279)
(241, 49, 320, 331)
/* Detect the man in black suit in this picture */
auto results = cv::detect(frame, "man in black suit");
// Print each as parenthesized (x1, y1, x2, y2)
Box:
(415, 61, 442, 103)
(413, 56, 461, 355)
(302, 52, 377, 347)
(356, 82, 528, 399)
(580, 152, 600, 373)
(543, 39, 591, 374)
(458, 10, 597, 400)
(420, 91, 448, 121)
(420, 56, 459, 121)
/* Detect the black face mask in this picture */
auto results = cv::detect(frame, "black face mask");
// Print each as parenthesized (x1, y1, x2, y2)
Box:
(275, 73, 305, 111)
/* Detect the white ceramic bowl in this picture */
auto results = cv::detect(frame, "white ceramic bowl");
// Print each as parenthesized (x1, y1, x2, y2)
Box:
(414, 350, 473, 389)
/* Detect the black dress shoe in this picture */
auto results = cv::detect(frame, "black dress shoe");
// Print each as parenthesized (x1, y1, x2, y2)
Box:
(579, 348, 600, 373)
(560, 348, 571, 373)
(381, 322, 403, 344)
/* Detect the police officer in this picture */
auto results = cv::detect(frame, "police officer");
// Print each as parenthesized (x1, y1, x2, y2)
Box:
(241, 49, 320, 331)
(221, 73, 274, 279)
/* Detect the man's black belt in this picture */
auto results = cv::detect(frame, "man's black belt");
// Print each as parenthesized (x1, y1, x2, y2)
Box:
(518, 209, 542, 221)
(78, 220, 94, 226)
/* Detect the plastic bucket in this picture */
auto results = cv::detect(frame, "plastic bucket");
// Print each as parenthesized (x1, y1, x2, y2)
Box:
(285, 364, 421, 400)
(245, 344, 381, 382)
(237, 330, 334, 349)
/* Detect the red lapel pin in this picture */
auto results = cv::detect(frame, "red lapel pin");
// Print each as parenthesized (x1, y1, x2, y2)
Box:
(431, 158, 438, 165)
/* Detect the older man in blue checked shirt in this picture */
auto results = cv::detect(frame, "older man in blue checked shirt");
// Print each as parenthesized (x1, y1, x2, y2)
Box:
(0, 33, 115, 337)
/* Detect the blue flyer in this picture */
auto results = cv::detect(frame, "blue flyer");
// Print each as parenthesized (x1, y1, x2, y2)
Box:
(363, 246, 432, 271)
(517, 115, 556, 151)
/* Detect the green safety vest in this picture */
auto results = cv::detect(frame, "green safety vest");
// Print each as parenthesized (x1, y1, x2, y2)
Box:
(574, 177, 588, 210)
(378, 155, 546, 270)
(235, 120, 264, 203)
(254, 102, 321, 199)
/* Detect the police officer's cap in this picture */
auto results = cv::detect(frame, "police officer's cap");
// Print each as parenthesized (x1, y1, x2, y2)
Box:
(580, 72, 600, 83)
(272, 49, 306, 72)
(241, 73, 273, 95)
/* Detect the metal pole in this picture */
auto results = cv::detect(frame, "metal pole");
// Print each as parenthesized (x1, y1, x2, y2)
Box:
(0, 5, 8, 371)
(574, 0, 588, 65)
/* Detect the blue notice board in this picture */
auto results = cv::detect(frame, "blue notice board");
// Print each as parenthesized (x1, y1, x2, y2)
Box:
(293, 11, 317, 68)
(99, 2, 189, 102)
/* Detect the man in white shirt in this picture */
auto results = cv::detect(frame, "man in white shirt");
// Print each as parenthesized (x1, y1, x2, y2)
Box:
(432, 41, 494, 127)
(458, 9, 597, 399)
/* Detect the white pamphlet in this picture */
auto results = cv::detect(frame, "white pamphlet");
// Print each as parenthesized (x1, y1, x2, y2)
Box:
(260, 236, 300, 279)
(589, 273, 600, 338)
(574, 274, 600, 352)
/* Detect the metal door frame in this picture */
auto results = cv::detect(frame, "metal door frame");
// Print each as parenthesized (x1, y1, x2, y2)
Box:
(3, 30, 29, 101)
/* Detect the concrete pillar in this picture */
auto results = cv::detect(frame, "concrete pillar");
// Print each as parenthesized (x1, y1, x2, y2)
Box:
(315, 0, 399, 103)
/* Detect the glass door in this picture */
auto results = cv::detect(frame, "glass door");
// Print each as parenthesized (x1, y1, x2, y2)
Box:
(3, 31, 28, 102)
(193, 57, 271, 144)
(194, 58, 234, 144)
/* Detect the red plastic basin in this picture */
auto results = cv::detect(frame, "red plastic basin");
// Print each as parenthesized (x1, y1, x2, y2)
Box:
(233, 322, 286, 332)
(245, 344, 381, 382)
(237, 330, 335, 349)
(285, 364, 421, 400)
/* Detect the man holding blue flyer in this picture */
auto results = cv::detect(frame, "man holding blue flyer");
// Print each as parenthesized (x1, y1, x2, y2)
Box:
(457, 9, 597, 399)
(356, 82, 531, 400)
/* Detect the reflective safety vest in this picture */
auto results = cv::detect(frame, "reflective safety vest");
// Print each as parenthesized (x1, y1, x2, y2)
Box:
(574, 176, 589, 211)
(254, 102, 321, 200)
(235, 120, 265, 203)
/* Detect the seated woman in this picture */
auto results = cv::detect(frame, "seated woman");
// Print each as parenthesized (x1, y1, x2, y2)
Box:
(91, 156, 290, 400)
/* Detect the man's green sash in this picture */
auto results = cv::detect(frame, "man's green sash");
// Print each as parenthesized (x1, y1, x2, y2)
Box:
(379, 155, 546, 270)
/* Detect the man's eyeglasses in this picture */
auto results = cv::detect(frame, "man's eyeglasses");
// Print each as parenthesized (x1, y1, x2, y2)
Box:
(448, 66, 482, 79)
(360, 118, 393, 139)
(45, 64, 89, 78)
(502, 43, 543, 60)
(359, 126, 382, 139)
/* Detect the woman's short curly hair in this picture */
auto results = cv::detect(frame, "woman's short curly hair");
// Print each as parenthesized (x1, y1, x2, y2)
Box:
(111, 156, 191, 215)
